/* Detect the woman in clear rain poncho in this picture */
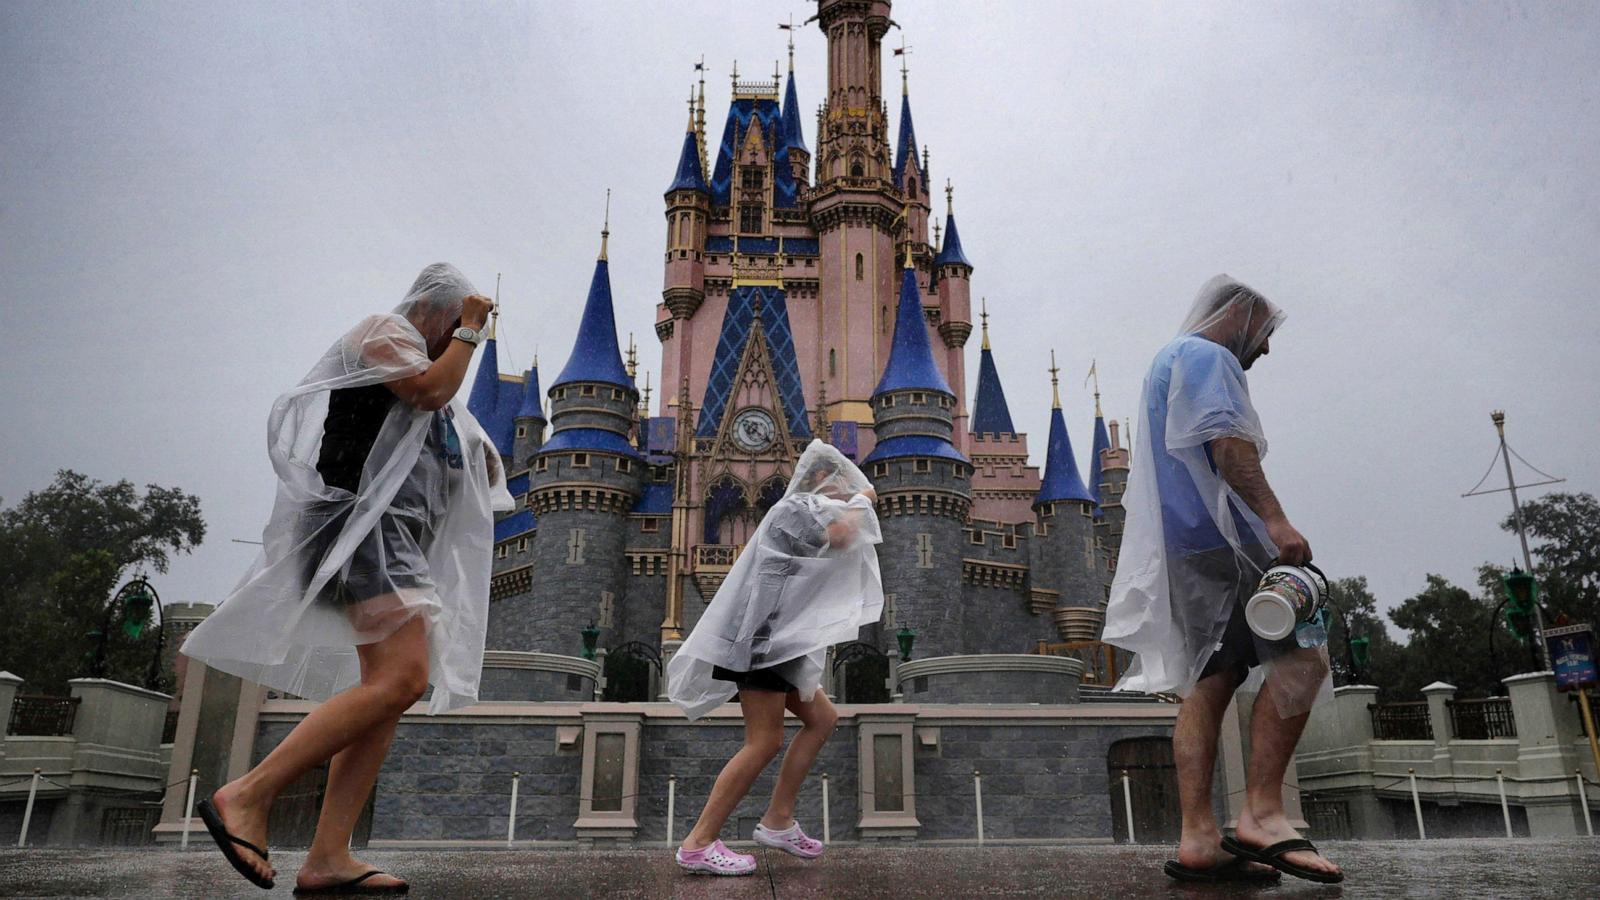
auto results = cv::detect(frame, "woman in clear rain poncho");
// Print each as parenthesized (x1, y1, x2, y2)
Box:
(182, 263, 511, 893)
(666, 440, 883, 876)
(1102, 275, 1341, 885)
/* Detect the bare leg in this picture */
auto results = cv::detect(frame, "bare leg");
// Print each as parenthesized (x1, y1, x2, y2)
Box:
(1173, 668, 1252, 870)
(1235, 668, 1341, 877)
(210, 616, 430, 885)
(762, 691, 837, 830)
(681, 690, 787, 851)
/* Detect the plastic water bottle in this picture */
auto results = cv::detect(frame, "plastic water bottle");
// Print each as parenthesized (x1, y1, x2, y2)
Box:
(1294, 608, 1328, 649)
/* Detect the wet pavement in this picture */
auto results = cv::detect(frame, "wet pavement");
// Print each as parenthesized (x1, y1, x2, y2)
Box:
(1, 840, 1596, 899)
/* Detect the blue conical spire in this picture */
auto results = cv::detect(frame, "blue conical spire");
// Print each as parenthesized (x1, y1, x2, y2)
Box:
(780, 69, 807, 155)
(1035, 365, 1094, 506)
(666, 119, 708, 194)
(552, 257, 633, 391)
(892, 90, 924, 190)
(934, 191, 973, 269)
(517, 364, 544, 421)
(875, 263, 953, 397)
(970, 307, 1015, 434)
(466, 328, 502, 425)
(1087, 410, 1111, 515)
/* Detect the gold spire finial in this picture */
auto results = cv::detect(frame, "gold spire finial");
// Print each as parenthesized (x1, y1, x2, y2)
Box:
(626, 332, 637, 378)
(932, 219, 941, 251)
(1049, 349, 1061, 409)
(487, 272, 500, 340)
(687, 86, 696, 131)
(945, 179, 954, 217)
(903, 239, 914, 270)
(696, 56, 708, 176)
(980, 297, 990, 351)
(599, 189, 611, 261)
(784, 13, 796, 72)
(897, 35, 910, 95)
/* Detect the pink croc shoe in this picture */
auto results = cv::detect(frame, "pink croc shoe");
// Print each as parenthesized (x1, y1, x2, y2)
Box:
(676, 839, 757, 876)
(753, 821, 825, 859)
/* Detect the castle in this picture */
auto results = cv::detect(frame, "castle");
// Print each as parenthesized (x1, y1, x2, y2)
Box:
(464, 0, 1132, 702)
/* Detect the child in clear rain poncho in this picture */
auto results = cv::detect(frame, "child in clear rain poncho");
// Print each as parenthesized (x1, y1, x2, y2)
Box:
(666, 439, 883, 876)
(182, 263, 510, 894)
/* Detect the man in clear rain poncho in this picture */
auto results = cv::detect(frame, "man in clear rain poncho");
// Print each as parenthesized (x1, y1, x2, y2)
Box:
(666, 440, 882, 875)
(182, 263, 511, 893)
(1102, 276, 1341, 885)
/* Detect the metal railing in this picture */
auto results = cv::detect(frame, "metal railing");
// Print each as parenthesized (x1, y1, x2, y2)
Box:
(693, 544, 743, 571)
(7, 694, 80, 737)
(1447, 697, 1517, 740)
(1369, 701, 1434, 741)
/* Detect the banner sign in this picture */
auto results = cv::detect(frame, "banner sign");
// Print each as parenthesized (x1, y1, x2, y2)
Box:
(1544, 623, 1597, 692)
(646, 417, 676, 456)
(831, 421, 859, 460)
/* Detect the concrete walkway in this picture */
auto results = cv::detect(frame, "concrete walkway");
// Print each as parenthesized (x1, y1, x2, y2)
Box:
(1, 840, 1596, 898)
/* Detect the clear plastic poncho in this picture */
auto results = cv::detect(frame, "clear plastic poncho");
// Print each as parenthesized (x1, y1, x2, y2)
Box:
(1102, 275, 1331, 717)
(183, 263, 513, 714)
(667, 440, 884, 719)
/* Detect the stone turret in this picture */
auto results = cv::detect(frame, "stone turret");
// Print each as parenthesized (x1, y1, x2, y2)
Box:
(487, 228, 642, 657)
(512, 362, 546, 470)
(1096, 419, 1132, 580)
(864, 259, 971, 661)
(1029, 357, 1103, 643)
(967, 300, 1040, 525)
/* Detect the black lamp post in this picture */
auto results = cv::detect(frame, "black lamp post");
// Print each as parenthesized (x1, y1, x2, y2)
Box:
(896, 627, 916, 663)
(87, 576, 167, 690)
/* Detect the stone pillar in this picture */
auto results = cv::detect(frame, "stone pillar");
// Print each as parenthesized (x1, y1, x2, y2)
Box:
(1420, 681, 1458, 784)
(1504, 670, 1586, 836)
(573, 707, 643, 845)
(0, 672, 20, 771)
(49, 679, 171, 845)
(153, 662, 265, 844)
(855, 711, 919, 840)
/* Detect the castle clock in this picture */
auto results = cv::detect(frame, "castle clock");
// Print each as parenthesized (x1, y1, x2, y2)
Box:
(730, 407, 778, 453)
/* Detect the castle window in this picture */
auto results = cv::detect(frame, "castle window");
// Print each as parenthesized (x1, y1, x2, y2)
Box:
(969, 531, 984, 545)
(850, 160, 864, 178)
(908, 176, 917, 196)
(572, 452, 590, 468)
(881, 395, 895, 408)
(495, 544, 508, 560)
(641, 519, 660, 533)
(1081, 503, 1094, 518)
(881, 305, 888, 333)
(741, 168, 765, 190)
(911, 392, 926, 404)
(516, 425, 527, 439)
(535, 457, 549, 473)
(580, 385, 597, 398)
(739, 203, 764, 234)
(653, 467, 670, 483)
(955, 464, 967, 478)
(873, 463, 889, 478)
(913, 459, 932, 474)
(855, 253, 864, 281)
(553, 388, 567, 400)
(616, 458, 632, 473)
(677, 215, 688, 245)
(516, 537, 529, 552)
(828, 349, 836, 376)
(1003, 532, 1018, 549)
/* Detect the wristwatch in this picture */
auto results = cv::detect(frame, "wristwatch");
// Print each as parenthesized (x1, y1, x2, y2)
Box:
(452, 326, 483, 347)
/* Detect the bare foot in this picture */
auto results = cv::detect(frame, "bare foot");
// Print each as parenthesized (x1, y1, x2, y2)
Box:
(210, 782, 275, 884)
(1235, 807, 1342, 878)
(1177, 827, 1276, 875)
(297, 855, 406, 892)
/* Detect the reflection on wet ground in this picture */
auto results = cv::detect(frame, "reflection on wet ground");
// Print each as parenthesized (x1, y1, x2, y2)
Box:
(1, 839, 1596, 898)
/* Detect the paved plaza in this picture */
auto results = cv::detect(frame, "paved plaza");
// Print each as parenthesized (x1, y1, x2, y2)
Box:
(1, 839, 1597, 899)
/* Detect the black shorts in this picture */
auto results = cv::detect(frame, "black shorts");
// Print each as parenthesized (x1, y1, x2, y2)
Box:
(1182, 544, 1275, 684)
(1198, 600, 1259, 683)
(712, 665, 798, 694)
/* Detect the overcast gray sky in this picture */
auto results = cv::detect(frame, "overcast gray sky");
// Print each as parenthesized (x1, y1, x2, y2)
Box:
(3, 1, 1596, 630)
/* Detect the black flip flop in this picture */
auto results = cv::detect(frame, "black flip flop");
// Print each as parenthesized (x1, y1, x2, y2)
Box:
(1222, 834, 1344, 884)
(1164, 856, 1282, 883)
(195, 797, 274, 890)
(293, 870, 410, 896)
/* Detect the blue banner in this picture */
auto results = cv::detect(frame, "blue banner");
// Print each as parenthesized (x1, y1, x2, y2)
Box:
(1545, 624, 1597, 692)
(647, 417, 676, 455)
(831, 421, 859, 460)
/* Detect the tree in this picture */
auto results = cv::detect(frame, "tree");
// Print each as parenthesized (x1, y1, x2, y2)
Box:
(1386, 574, 1523, 698)
(0, 471, 204, 693)
(1502, 492, 1600, 628)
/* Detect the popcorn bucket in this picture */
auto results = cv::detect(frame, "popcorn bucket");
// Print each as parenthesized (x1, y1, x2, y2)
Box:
(1244, 561, 1328, 641)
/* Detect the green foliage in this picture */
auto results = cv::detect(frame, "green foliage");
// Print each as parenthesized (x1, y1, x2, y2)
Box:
(0, 470, 204, 694)
(1322, 576, 1406, 694)
(1502, 492, 1600, 628)
(1384, 574, 1525, 698)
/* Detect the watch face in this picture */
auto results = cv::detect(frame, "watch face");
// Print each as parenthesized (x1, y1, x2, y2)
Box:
(731, 408, 778, 453)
